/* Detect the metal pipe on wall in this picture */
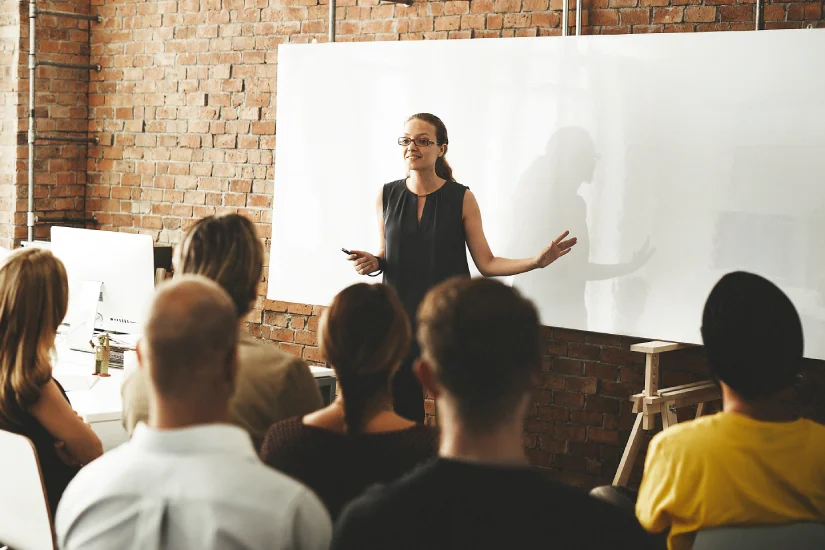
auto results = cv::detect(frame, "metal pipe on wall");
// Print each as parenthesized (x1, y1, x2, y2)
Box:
(329, 0, 336, 42)
(35, 9, 101, 22)
(755, 0, 764, 30)
(37, 135, 99, 144)
(35, 216, 98, 225)
(38, 60, 101, 71)
(575, 0, 582, 35)
(25, 1, 102, 243)
(28, 0, 36, 243)
(562, 0, 569, 36)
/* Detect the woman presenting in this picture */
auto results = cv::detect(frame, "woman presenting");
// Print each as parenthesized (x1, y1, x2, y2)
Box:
(347, 113, 577, 422)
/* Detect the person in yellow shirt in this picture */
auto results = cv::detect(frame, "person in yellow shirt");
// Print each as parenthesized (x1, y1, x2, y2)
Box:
(636, 271, 825, 550)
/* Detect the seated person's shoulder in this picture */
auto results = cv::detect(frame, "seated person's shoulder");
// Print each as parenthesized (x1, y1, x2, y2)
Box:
(798, 418, 825, 456)
(398, 423, 440, 453)
(57, 444, 138, 517)
(261, 416, 307, 457)
(237, 335, 316, 390)
(239, 334, 306, 368)
(333, 490, 391, 549)
(121, 368, 148, 397)
(338, 460, 437, 523)
(647, 413, 731, 458)
(802, 417, 825, 438)
(532, 476, 651, 534)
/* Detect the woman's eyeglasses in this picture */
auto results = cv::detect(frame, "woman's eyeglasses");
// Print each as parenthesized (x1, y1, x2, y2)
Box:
(398, 137, 438, 147)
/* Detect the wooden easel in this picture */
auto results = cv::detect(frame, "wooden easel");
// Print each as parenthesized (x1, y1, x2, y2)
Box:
(612, 341, 721, 486)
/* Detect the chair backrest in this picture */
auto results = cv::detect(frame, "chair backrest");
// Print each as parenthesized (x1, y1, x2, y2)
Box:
(693, 523, 825, 550)
(0, 429, 55, 550)
(589, 485, 637, 515)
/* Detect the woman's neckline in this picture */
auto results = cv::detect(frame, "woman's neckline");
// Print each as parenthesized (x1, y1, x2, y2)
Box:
(404, 177, 448, 197)
(300, 416, 424, 437)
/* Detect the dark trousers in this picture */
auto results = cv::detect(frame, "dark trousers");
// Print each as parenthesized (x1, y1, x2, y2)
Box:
(392, 351, 425, 423)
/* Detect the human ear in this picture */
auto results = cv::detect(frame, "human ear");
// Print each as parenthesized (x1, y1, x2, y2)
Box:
(414, 358, 441, 399)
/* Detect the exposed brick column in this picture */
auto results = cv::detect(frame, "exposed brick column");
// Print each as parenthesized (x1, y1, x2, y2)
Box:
(0, 0, 19, 248)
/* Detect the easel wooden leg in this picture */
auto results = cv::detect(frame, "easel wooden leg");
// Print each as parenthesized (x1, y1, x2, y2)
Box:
(662, 404, 677, 429)
(613, 414, 644, 486)
(695, 401, 706, 419)
(642, 352, 660, 430)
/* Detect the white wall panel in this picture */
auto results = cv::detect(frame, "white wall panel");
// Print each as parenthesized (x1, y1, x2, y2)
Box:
(269, 30, 825, 359)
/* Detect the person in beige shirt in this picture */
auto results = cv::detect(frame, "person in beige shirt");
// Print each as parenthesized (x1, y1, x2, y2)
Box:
(122, 214, 323, 450)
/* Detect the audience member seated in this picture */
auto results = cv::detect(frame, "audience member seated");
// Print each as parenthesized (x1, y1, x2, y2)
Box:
(56, 277, 331, 550)
(122, 214, 323, 449)
(261, 283, 437, 519)
(636, 271, 825, 550)
(332, 278, 653, 550)
(0, 249, 102, 515)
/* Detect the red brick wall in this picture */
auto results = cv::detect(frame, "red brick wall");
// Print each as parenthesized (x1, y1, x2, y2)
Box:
(7, 0, 825, 487)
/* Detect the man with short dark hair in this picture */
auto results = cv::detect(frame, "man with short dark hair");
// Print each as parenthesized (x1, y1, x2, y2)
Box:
(333, 277, 653, 550)
(636, 271, 825, 550)
(56, 277, 332, 550)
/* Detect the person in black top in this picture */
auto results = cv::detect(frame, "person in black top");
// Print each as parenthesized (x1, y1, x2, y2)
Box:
(261, 283, 438, 519)
(346, 113, 578, 422)
(333, 278, 654, 550)
(0, 249, 102, 515)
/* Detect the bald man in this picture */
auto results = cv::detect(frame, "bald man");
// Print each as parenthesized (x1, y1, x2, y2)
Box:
(56, 276, 331, 550)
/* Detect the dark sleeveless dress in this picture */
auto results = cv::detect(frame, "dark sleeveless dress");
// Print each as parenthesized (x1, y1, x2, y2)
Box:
(383, 179, 471, 421)
(0, 379, 80, 516)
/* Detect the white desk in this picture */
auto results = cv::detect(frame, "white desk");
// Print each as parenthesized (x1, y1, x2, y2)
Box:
(53, 342, 337, 451)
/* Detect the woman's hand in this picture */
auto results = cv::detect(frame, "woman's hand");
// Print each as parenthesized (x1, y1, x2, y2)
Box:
(534, 230, 577, 269)
(347, 250, 381, 276)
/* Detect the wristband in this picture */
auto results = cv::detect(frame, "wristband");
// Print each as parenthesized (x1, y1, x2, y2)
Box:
(368, 256, 386, 278)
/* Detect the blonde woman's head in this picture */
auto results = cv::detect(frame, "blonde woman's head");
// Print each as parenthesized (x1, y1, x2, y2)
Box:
(0, 249, 69, 426)
(174, 214, 264, 318)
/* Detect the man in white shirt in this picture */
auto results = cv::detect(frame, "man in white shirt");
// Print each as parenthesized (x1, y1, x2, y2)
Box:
(56, 276, 332, 550)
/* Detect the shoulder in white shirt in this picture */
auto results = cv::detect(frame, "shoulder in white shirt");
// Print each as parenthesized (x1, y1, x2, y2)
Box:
(55, 423, 331, 550)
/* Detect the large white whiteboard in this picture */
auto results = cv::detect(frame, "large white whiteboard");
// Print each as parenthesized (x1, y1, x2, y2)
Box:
(269, 30, 825, 360)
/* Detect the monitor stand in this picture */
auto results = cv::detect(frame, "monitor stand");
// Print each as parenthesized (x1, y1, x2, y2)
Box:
(66, 280, 102, 353)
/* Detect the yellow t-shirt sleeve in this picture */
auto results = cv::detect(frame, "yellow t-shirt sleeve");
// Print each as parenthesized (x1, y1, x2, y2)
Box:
(636, 434, 677, 534)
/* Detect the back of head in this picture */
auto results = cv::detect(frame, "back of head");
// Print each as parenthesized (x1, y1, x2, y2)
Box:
(174, 214, 263, 318)
(320, 283, 411, 434)
(0, 249, 68, 426)
(545, 127, 597, 187)
(701, 271, 803, 400)
(142, 276, 239, 404)
(417, 277, 541, 433)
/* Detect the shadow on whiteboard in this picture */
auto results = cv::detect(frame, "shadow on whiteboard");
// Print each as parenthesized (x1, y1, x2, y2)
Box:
(712, 212, 799, 285)
(506, 126, 653, 330)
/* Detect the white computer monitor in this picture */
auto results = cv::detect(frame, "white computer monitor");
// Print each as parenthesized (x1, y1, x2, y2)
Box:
(51, 227, 155, 334)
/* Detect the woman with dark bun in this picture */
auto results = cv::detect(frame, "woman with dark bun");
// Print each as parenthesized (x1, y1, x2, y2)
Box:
(261, 283, 437, 519)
